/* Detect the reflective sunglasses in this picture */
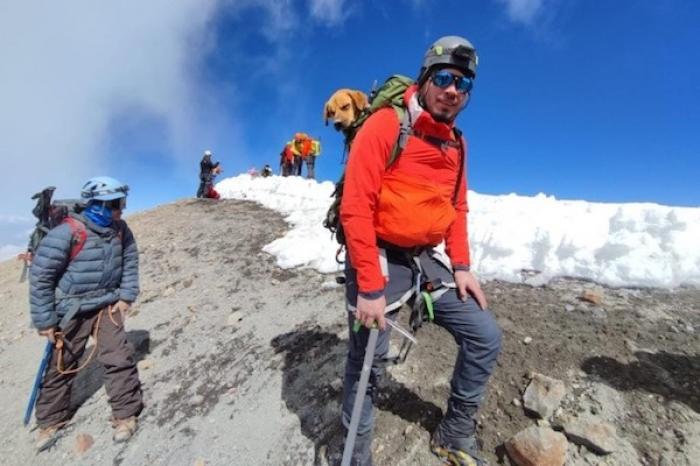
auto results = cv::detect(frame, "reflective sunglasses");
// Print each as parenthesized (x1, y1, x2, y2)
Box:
(430, 70, 474, 94)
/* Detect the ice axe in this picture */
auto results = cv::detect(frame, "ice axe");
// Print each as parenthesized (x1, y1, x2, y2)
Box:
(23, 341, 53, 426)
(341, 326, 379, 466)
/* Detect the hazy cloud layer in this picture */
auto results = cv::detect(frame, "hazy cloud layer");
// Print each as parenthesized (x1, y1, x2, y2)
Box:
(0, 1, 353, 256)
(309, 0, 347, 24)
(0, 0, 224, 216)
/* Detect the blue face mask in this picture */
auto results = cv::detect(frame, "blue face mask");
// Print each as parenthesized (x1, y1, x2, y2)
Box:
(84, 201, 113, 227)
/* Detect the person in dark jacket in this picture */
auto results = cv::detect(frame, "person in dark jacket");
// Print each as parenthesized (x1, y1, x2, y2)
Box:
(29, 176, 142, 451)
(197, 149, 220, 197)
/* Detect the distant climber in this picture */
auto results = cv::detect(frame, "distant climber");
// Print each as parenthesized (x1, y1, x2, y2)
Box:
(280, 143, 295, 177)
(197, 150, 222, 199)
(197, 150, 220, 198)
(289, 133, 320, 178)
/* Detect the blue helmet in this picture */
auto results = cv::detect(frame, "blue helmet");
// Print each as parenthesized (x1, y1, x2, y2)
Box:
(80, 176, 129, 201)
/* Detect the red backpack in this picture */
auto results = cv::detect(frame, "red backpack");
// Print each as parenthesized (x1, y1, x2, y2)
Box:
(27, 187, 88, 260)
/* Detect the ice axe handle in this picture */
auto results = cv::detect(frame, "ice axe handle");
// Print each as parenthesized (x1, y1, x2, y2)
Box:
(19, 263, 28, 283)
(23, 341, 53, 426)
(341, 327, 379, 466)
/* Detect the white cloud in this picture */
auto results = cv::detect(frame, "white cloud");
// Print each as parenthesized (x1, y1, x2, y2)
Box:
(0, 0, 227, 217)
(308, 0, 348, 25)
(0, 0, 342, 223)
(495, 0, 545, 24)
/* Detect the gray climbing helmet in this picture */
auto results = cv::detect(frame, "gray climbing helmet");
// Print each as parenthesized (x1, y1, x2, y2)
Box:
(417, 35, 479, 84)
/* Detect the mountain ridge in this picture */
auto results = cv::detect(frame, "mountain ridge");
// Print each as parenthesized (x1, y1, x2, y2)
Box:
(0, 198, 697, 465)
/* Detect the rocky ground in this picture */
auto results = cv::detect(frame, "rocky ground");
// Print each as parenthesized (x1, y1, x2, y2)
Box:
(0, 198, 697, 466)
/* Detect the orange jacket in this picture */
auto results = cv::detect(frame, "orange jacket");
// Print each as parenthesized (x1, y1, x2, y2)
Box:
(340, 85, 470, 293)
(294, 136, 314, 158)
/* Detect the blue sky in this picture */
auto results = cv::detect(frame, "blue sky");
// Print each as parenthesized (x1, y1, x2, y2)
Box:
(1, 0, 699, 253)
(182, 0, 699, 208)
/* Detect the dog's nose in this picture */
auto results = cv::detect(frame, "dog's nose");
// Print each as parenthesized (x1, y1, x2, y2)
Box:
(333, 122, 344, 131)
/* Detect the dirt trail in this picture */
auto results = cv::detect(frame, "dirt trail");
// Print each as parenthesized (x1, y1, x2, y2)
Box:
(0, 199, 697, 465)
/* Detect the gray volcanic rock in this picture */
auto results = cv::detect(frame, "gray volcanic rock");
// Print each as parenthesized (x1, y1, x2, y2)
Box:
(0, 198, 698, 466)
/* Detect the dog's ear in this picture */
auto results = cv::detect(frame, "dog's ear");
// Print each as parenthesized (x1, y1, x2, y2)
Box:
(349, 90, 369, 112)
(323, 101, 332, 126)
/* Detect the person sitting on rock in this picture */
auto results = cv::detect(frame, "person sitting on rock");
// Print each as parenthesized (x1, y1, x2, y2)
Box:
(204, 165, 223, 199)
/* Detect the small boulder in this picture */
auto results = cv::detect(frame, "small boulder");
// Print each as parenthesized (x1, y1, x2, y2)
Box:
(137, 359, 154, 371)
(505, 426, 567, 466)
(523, 373, 566, 419)
(563, 415, 618, 454)
(74, 433, 94, 455)
(580, 289, 603, 305)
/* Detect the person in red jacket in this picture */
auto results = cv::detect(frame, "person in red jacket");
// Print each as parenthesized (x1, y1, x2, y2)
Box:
(280, 143, 295, 177)
(339, 36, 502, 466)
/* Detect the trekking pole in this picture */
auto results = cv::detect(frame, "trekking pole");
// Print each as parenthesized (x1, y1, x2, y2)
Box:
(23, 341, 53, 426)
(341, 326, 379, 466)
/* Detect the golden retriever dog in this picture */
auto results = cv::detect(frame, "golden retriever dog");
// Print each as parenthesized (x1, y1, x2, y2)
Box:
(323, 89, 369, 132)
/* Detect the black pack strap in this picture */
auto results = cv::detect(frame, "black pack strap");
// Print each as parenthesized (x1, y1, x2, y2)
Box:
(452, 128, 466, 205)
(412, 129, 462, 150)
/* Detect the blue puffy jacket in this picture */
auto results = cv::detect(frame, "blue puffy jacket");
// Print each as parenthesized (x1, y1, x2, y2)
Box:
(29, 213, 139, 330)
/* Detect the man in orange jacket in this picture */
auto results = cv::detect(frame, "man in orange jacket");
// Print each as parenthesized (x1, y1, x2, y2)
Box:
(339, 36, 502, 466)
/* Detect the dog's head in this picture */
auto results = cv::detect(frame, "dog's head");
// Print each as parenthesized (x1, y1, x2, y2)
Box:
(323, 89, 369, 131)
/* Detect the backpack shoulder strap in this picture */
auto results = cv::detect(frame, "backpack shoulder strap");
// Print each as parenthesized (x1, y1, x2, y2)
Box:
(452, 127, 466, 205)
(63, 217, 87, 260)
(387, 106, 411, 167)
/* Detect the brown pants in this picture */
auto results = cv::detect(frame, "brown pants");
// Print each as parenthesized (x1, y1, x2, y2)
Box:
(35, 307, 143, 427)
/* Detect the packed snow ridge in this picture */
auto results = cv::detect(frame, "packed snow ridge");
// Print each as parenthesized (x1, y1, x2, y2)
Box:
(217, 174, 700, 289)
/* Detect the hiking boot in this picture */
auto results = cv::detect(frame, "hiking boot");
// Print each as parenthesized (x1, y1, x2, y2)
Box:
(430, 426, 488, 466)
(111, 416, 137, 443)
(35, 424, 64, 452)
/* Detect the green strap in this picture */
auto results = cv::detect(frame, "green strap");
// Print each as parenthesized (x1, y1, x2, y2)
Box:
(353, 319, 379, 333)
(387, 106, 409, 167)
(421, 291, 435, 321)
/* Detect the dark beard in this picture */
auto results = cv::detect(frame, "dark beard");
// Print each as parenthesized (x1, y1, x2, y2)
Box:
(418, 89, 456, 124)
(430, 109, 455, 124)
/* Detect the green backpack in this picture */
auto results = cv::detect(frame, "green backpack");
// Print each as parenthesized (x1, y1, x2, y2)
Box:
(323, 75, 465, 254)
